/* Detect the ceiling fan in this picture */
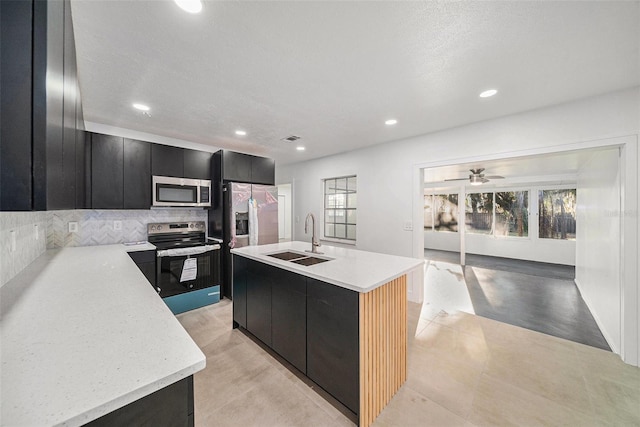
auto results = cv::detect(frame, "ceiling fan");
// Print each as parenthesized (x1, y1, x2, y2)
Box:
(444, 168, 505, 186)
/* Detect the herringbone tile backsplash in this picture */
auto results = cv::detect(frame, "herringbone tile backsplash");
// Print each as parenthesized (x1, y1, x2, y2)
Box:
(46, 209, 208, 249)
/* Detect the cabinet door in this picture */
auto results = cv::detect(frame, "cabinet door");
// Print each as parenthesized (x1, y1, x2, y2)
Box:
(245, 259, 272, 346)
(0, 0, 34, 211)
(232, 255, 247, 328)
(183, 149, 212, 180)
(91, 133, 123, 209)
(307, 278, 359, 414)
(222, 151, 252, 183)
(251, 156, 275, 185)
(272, 269, 307, 373)
(152, 144, 184, 178)
(123, 138, 151, 209)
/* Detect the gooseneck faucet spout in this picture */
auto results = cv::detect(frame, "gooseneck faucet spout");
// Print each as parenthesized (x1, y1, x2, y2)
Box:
(304, 213, 322, 254)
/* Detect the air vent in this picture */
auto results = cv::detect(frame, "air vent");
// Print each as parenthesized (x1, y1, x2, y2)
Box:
(281, 135, 301, 142)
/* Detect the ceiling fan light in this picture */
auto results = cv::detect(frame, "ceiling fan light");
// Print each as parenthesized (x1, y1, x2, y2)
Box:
(469, 175, 483, 185)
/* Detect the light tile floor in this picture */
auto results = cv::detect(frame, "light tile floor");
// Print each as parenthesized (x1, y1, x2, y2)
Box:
(178, 288, 640, 426)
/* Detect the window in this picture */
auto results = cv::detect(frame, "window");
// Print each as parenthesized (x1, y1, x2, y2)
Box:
(425, 194, 458, 232)
(495, 191, 529, 237)
(465, 193, 493, 234)
(539, 189, 576, 240)
(324, 175, 357, 241)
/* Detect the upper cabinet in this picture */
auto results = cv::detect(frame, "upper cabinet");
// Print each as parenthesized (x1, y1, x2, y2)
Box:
(251, 156, 276, 185)
(0, 0, 85, 211)
(123, 139, 151, 209)
(152, 145, 212, 180)
(183, 149, 212, 180)
(90, 134, 152, 210)
(214, 150, 275, 185)
(151, 144, 184, 178)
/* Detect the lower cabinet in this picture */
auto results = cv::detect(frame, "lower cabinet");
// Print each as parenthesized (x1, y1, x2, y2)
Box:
(232, 255, 247, 328)
(246, 261, 272, 346)
(307, 278, 359, 414)
(85, 376, 194, 427)
(272, 268, 307, 374)
(232, 256, 358, 416)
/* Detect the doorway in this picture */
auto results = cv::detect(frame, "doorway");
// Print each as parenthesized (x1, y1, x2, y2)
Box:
(419, 146, 622, 353)
(277, 183, 292, 241)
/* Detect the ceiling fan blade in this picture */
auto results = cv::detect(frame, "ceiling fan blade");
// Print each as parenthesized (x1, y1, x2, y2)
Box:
(443, 177, 468, 182)
(484, 175, 505, 179)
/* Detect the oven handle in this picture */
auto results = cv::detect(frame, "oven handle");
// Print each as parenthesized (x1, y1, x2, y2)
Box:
(157, 244, 221, 258)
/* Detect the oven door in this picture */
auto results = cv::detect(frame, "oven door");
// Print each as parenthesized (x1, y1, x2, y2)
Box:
(156, 245, 221, 298)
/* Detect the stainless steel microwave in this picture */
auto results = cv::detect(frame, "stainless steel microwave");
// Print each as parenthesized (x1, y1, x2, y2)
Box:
(152, 176, 211, 207)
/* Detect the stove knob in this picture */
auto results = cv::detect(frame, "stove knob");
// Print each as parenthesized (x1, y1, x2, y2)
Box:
(158, 225, 163, 231)
(198, 223, 203, 228)
(150, 226, 156, 231)
(190, 223, 194, 229)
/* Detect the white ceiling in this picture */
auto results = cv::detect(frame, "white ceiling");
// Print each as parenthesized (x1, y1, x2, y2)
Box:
(70, 1, 639, 166)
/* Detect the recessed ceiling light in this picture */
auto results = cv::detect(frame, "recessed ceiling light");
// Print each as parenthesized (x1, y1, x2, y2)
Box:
(296, 146, 305, 151)
(235, 130, 247, 136)
(385, 119, 398, 126)
(479, 89, 498, 98)
(174, 0, 202, 13)
(132, 103, 150, 111)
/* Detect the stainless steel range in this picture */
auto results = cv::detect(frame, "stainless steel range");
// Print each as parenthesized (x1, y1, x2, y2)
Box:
(147, 221, 221, 313)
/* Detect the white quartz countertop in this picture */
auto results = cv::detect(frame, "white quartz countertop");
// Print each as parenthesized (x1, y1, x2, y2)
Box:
(231, 241, 424, 293)
(0, 244, 205, 427)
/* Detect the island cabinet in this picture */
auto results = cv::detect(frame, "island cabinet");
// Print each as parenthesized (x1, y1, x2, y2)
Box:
(307, 278, 359, 414)
(232, 254, 408, 426)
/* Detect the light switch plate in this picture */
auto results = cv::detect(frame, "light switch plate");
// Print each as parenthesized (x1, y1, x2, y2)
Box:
(68, 222, 78, 233)
(114, 221, 122, 231)
(10, 230, 16, 252)
(34, 224, 39, 240)
(403, 221, 413, 231)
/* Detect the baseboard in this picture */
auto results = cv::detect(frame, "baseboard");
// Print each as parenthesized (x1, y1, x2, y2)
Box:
(574, 278, 619, 354)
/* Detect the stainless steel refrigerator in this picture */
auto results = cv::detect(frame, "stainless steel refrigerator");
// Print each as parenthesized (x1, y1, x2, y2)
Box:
(219, 182, 278, 298)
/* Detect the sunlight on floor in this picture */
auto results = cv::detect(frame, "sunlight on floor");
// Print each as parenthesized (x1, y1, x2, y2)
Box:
(423, 260, 475, 315)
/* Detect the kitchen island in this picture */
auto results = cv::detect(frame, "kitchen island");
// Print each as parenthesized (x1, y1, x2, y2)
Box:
(231, 241, 423, 427)
(0, 244, 205, 426)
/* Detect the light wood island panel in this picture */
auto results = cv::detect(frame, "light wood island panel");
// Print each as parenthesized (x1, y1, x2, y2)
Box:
(359, 274, 407, 426)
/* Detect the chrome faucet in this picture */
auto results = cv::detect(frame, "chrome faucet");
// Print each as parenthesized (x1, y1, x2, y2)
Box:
(304, 213, 322, 254)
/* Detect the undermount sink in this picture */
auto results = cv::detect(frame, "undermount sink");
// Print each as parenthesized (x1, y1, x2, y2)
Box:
(267, 251, 332, 266)
(290, 256, 330, 266)
(267, 251, 308, 261)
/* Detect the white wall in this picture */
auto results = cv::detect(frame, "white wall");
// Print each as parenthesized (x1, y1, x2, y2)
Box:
(575, 148, 621, 352)
(0, 212, 48, 287)
(277, 87, 639, 363)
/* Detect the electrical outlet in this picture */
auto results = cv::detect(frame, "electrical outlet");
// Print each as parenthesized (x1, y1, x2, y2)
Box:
(34, 224, 39, 240)
(114, 221, 122, 231)
(68, 222, 78, 233)
(403, 221, 413, 231)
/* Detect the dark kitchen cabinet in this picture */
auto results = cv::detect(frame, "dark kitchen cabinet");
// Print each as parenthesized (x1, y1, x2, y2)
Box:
(220, 151, 252, 183)
(124, 139, 151, 209)
(1, 0, 35, 210)
(91, 134, 124, 209)
(232, 255, 247, 328)
(245, 260, 272, 346)
(307, 278, 360, 415)
(128, 250, 157, 287)
(214, 150, 275, 185)
(0, 0, 85, 211)
(271, 269, 307, 373)
(90, 133, 152, 210)
(152, 144, 184, 178)
(251, 156, 276, 185)
(86, 375, 193, 427)
(183, 149, 212, 180)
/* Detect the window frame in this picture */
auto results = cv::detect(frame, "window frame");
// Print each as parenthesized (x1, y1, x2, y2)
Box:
(322, 174, 357, 244)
